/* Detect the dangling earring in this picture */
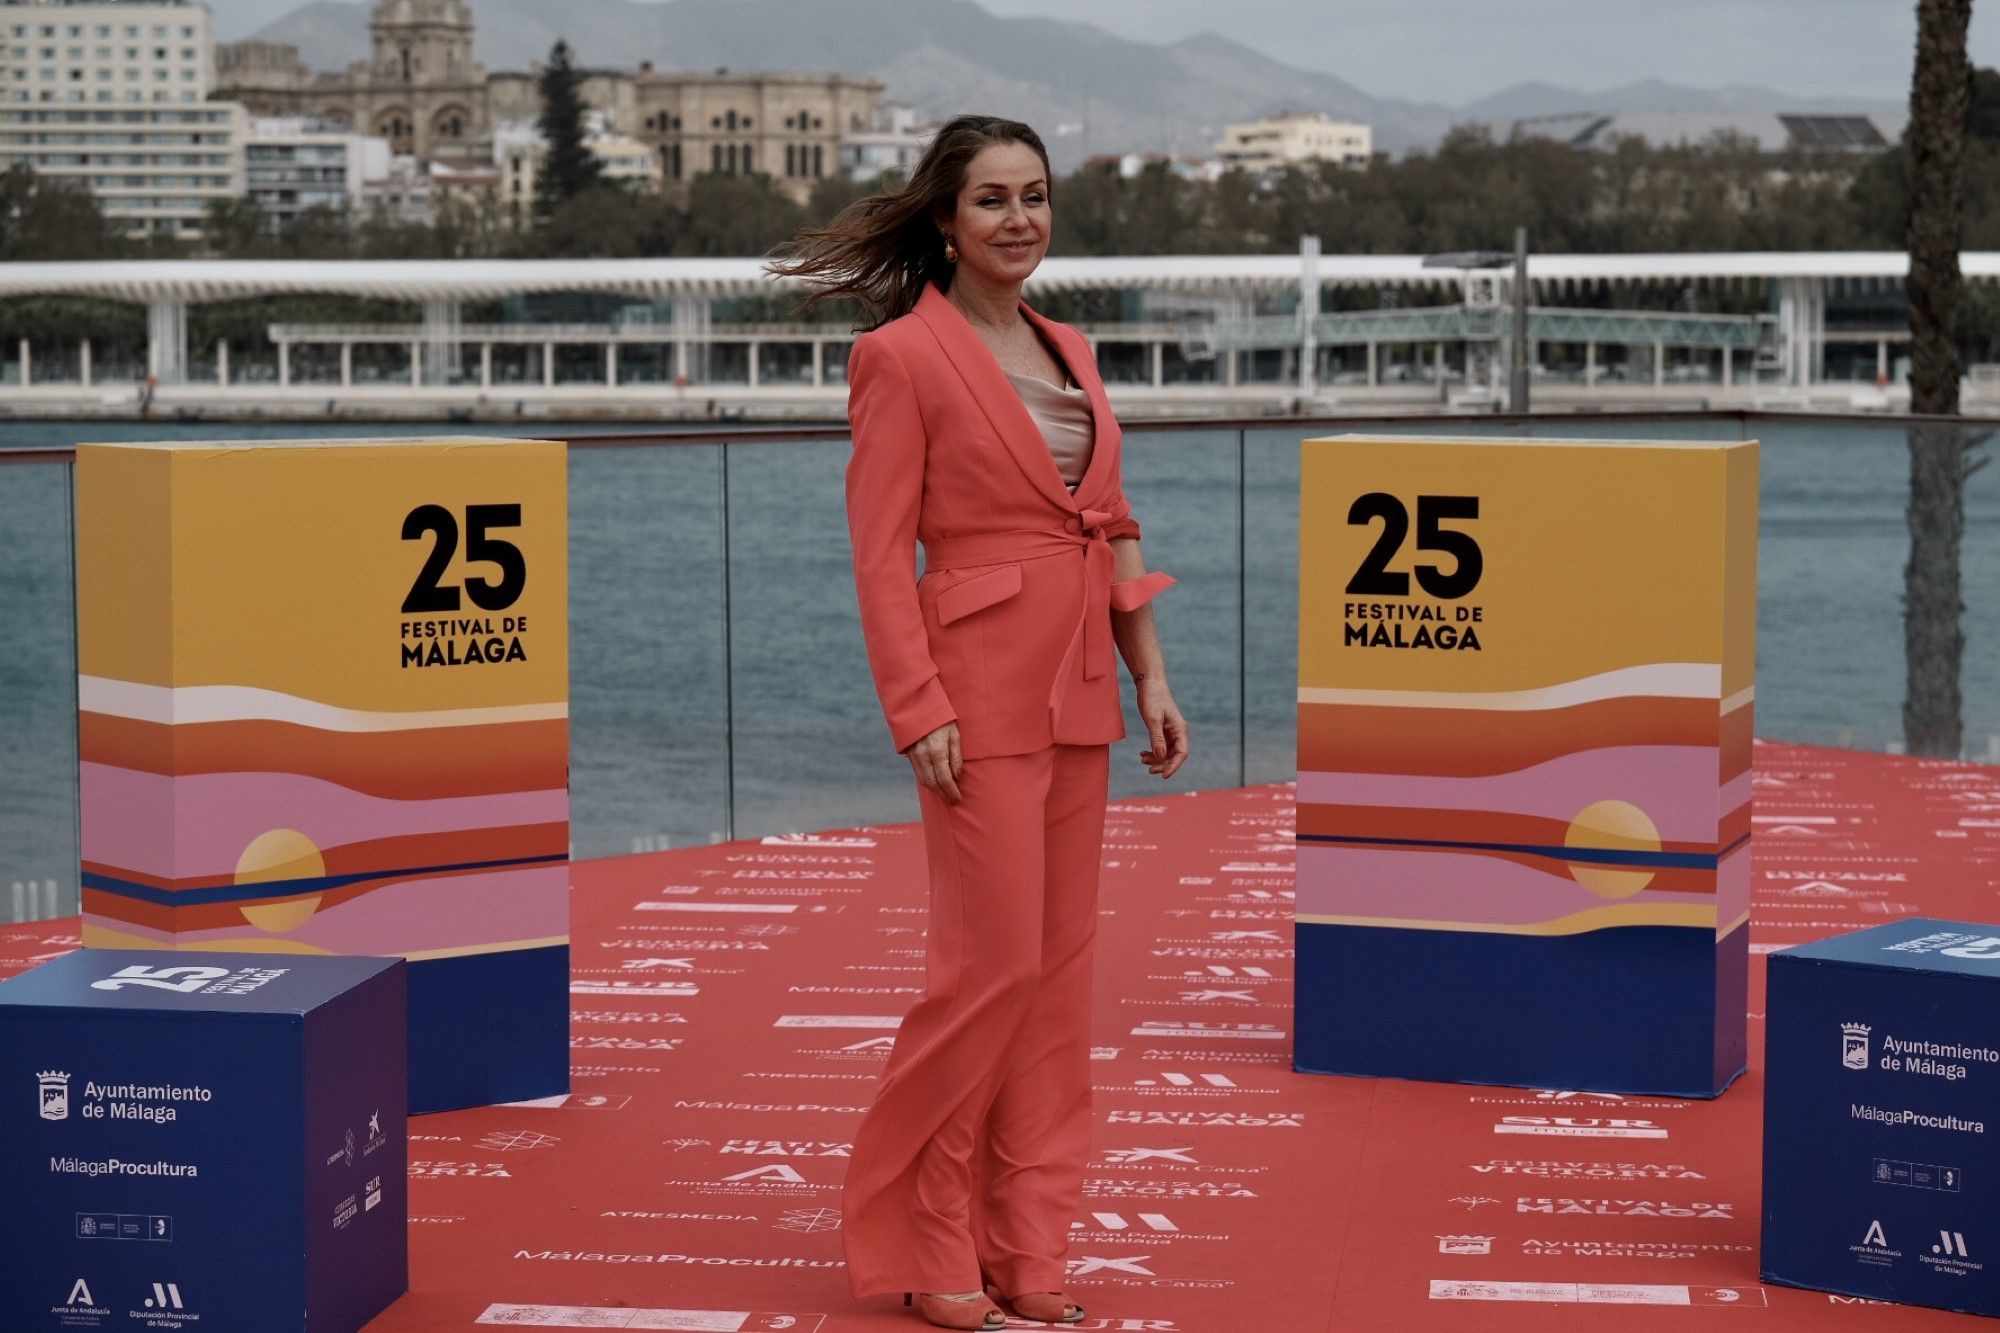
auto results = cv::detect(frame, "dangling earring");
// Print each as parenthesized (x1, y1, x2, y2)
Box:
(942, 234, 958, 263)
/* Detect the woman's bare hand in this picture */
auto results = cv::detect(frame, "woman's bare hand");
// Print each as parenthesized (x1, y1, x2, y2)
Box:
(1136, 675, 1188, 779)
(903, 719, 964, 802)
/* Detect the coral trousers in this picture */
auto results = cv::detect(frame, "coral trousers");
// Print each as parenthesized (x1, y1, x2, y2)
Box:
(841, 740, 1110, 1300)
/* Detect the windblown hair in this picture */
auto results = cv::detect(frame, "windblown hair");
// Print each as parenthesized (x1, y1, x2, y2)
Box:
(765, 113, 1052, 329)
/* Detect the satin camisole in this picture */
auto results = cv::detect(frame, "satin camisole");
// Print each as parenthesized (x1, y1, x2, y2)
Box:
(1005, 368, 1095, 490)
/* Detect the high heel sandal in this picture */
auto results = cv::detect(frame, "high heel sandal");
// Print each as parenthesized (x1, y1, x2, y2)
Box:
(903, 1289, 1007, 1330)
(1003, 1291, 1085, 1324)
(979, 1265, 1086, 1325)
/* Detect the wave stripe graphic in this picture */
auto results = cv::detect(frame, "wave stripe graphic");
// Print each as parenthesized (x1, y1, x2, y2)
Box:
(1295, 829, 1749, 869)
(1296, 745, 1731, 843)
(83, 816, 566, 887)
(79, 712, 565, 798)
(1298, 663, 1736, 711)
(80, 763, 568, 879)
(1295, 844, 1718, 925)
(1300, 695, 1721, 777)
(1292, 774, 1752, 848)
(1299, 840, 1718, 896)
(1296, 903, 1720, 936)
(1297, 806, 1727, 866)
(82, 851, 567, 907)
(80, 675, 567, 730)
(87, 865, 568, 954)
(84, 862, 565, 935)
(83, 920, 569, 962)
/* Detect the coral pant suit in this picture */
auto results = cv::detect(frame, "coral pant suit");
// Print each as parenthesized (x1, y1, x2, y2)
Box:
(837, 278, 1173, 1301)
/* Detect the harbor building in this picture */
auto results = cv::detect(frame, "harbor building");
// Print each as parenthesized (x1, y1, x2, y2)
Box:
(1218, 111, 1372, 172)
(0, 0, 246, 237)
(244, 115, 391, 226)
(838, 101, 936, 182)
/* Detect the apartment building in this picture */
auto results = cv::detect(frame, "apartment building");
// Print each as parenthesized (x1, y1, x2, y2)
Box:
(0, 0, 245, 236)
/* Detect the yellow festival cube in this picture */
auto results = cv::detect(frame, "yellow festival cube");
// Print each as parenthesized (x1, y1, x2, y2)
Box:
(75, 437, 569, 1112)
(1295, 434, 1756, 1096)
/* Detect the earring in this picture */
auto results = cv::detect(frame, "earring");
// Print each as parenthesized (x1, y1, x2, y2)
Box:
(942, 235, 958, 263)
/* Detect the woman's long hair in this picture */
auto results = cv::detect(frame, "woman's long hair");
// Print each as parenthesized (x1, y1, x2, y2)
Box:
(765, 113, 1052, 329)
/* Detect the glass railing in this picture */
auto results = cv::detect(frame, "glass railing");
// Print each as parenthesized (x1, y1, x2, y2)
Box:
(0, 456, 76, 924)
(2, 410, 1995, 923)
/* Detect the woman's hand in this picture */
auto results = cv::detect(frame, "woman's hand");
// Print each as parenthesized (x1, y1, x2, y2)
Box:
(1136, 675, 1188, 779)
(903, 719, 964, 803)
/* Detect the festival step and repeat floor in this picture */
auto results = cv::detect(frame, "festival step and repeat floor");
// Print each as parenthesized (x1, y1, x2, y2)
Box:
(4, 739, 1996, 1331)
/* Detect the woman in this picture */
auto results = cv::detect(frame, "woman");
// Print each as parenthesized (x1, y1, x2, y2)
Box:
(768, 114, 1188, 1329)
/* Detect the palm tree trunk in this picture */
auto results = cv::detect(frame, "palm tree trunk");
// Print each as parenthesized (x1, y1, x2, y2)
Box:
(1903, 0, 1974, 757)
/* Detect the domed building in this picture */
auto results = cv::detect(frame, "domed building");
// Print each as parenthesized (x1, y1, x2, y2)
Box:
(219, 0, 491, 164)
(216, 0, 883, 202)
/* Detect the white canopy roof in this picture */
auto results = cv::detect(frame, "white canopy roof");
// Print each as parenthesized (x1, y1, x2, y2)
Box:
(0, 252, 1990, 304)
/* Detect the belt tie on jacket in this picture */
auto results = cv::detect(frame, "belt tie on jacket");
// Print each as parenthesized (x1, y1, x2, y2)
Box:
(921, 507, 1175, 732)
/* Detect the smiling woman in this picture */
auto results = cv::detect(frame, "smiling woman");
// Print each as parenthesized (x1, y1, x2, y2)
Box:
(764, 114, 1053, 331)
(764, 115, 1187, 1331)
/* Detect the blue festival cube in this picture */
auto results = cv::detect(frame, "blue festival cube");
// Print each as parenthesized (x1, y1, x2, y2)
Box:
(1762, 918, 2000, 1318)
(0, 949, 407, 1331)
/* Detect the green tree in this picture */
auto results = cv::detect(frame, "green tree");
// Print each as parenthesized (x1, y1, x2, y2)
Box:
(533, 39, 604, 223)
(281, 203, 358, 259)
(1903, 0, 1984, 758)
(805, 172, 874, 227)
(673, 173, 806, 257)
(0, 163, 125, 260)
(1968, 64, 2000, 138)
(201, 195, 279, 258)
(529, 184, 666, 258)
(0, 294, 142, 347)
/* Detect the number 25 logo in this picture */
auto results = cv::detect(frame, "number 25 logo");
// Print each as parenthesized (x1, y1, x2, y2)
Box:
(402, 503, 526, 613)
(91, 965, 230, 993)
(1942, 937, 2000, 962)
(1345, 493, 1483, 599)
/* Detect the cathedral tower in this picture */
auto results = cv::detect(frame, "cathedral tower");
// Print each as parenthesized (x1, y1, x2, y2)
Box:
(365, 0, 483, 158)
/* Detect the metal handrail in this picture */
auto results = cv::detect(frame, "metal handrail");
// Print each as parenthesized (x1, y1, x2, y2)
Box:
(6, 405, 1999, 465)
(260, 322, 863, 341)
(1182, 305, 1777, 353)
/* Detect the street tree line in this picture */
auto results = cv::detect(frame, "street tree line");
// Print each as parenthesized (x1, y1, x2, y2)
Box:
(5, 118, 1998, 336)
(8, 67, 2000, 268)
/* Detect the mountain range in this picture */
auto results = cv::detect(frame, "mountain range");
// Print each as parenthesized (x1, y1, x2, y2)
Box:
(242, 0, 1908, 165)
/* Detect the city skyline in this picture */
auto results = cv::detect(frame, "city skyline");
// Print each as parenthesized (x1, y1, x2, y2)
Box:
(195, 0, 2000, 108)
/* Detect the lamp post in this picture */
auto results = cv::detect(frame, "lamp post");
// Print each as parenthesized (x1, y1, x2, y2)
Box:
(1511, 226, 1529, 412)
(1422, 229, 1531, 412)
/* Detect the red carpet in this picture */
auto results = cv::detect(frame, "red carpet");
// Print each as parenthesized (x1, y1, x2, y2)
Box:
(5, 740, 1997, 1331)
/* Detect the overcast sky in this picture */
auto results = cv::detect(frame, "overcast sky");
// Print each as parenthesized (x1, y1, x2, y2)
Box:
(206, 0, 2000, 106)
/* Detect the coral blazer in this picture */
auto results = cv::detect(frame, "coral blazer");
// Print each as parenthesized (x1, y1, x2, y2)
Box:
(844, 278, 1175, 759)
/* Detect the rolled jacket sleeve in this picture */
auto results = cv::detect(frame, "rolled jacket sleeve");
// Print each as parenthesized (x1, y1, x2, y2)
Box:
(1095, 455, 1143, 543)
(845, 333, 957, 753)
(1098, 455, 1170, 607)
(1099, 500, 1142, 544)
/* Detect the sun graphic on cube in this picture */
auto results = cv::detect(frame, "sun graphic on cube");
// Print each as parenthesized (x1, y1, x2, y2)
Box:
(1562, 799, 1661, 898)
(233, 828, 326, 932)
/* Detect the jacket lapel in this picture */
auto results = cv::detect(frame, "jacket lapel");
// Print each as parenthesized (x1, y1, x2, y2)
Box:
(1021, 300, 1120, 511)
(913, 280, 1084, 514)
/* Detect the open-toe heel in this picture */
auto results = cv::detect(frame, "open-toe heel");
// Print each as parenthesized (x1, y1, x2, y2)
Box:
(1002, 1290, 1086, 1324)
(903, 1289, 1007, 1330)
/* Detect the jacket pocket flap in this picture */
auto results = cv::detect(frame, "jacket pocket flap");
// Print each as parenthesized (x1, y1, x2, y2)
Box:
(934, 563, 1023, 625)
